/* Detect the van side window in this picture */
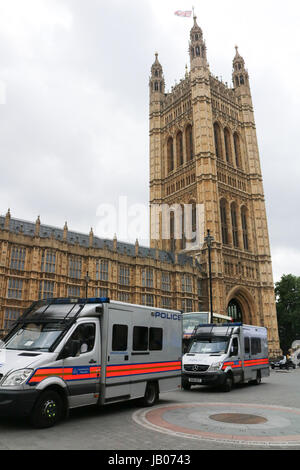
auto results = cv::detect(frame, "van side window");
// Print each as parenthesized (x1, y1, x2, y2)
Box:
(244, 337, 250, 354)
(231, 337, 239, 356)
(133, 326, 148, 351)
(251, 337, 261, 355)
(149, 327, 163, 351)
(112, 324, 128, 351)
(70, 323, 95, 354)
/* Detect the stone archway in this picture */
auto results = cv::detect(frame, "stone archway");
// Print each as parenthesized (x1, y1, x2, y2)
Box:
(226, 286, 257, 325)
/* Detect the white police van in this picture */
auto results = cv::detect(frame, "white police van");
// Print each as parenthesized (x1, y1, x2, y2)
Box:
(182, 323, 270, 392)
(0, 298, 182, 427)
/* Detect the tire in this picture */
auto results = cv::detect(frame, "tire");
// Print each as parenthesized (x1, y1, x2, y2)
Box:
(141, 382, 159, 407)
(221, 374, 233, 392)
(182, 379, 191, 391)
(30, 390, 63, 429)
(252, 371, 262, 385)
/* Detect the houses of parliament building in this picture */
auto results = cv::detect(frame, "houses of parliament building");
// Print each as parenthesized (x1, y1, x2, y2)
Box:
(0, 16, 280, 355)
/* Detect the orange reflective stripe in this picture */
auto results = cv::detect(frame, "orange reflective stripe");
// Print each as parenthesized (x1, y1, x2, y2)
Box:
(28, 366, 101, 384)
(106, 361, 181, 378)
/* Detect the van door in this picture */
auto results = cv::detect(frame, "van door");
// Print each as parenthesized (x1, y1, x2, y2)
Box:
(61, 321, 101, 408)
(243, 336, 252, 381)
(105, 314, 131, 402)
(228, 336, 243, 383)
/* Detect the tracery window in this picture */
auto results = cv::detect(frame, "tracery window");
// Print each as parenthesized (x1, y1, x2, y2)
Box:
(185, 125, 194, 161)
(231, 203, 239, 248)
(241, 207, 249, 251)
(233, 133, 242, 168)
(213, 123, 222, 159)
(167, 137, 174, 173)
(220, 199, 229, 245)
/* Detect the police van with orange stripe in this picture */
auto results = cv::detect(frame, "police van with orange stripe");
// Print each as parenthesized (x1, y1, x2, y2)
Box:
(182, 323, 270, 392)
(0, 298, 182, 427)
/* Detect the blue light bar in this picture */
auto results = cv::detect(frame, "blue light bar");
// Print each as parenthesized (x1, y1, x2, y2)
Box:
(51, 297, 110, 305)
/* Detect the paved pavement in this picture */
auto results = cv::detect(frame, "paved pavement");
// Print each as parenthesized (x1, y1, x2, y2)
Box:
(0, 368, 299, 450)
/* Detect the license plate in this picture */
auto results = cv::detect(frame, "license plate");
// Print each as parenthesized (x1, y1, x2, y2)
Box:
(190, 378, 202, 383)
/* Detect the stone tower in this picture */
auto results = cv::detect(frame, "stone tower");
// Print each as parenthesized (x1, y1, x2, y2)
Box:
(149, 16, 280, 355)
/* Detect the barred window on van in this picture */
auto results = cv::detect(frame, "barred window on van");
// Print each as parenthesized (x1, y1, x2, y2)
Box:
(133, 326, 148, 351)
(251, 337, 261, 355)
(149, 328, 163, 351)
(112, 324, 128, 351)
(244, 337, 250, 354)
(132, 327, 163, 352)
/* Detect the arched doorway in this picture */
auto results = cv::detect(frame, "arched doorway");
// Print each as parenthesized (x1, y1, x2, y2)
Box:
(226, 286, 256, 325)
(227, 299, 243, 322)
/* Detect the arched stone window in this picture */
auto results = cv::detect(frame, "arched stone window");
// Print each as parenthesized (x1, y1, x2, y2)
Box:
(185, 124, 194, 161)
(241, 206, 249, 251)
(233, 132, 242, 169)
(176, 131, 184, 167)
(220, 199, 228, 245)
(224, 127, 232, 164)
(231, 202, 239, 248)
(167, 137, 174, 173)
(213, 123, 223, 160)
(185, 201, 197, 244)
(154, 81, 159, 91)
(170, 212, 175, 252)
(181, 204, 186, 249)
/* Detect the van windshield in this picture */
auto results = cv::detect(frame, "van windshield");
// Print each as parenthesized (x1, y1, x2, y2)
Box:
(4, 322, 65, 352)
(189, 337, 228, 354)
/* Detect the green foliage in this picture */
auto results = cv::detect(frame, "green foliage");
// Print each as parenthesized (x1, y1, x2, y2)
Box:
(275, 274, 300, 353)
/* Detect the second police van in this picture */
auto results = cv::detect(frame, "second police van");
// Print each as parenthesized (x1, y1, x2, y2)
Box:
(182, 323, 270, 392)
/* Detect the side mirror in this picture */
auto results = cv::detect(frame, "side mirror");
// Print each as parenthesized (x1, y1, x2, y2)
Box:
(59, 340, 81, 360)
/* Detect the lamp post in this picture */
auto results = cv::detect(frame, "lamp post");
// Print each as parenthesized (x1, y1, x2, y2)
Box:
(205, 229, 214, 324)
(85, 271, 90, 299)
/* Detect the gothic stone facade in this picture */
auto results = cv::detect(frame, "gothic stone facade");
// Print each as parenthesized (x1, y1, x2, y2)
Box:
(149, 17, 280, 355)
(0, 211, 202, 334)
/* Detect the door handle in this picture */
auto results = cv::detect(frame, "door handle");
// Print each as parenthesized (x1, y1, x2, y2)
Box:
(89, 359, 97, 364)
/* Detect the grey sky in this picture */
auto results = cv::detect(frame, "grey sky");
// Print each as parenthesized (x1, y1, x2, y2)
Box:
(0, 0, 299, 283)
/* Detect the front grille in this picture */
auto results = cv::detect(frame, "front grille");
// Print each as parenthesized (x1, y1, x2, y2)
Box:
(184, 364, 209, 372)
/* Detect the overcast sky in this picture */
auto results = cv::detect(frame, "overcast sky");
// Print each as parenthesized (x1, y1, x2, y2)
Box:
(0, 0, 299, 283)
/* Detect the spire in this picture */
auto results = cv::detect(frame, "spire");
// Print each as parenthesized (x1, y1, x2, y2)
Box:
(89, 227, 94, 247)
(189, 15, 208, 69)
(135, 238, 139, 256)
(149, 52, 165, 97)
(35, 215, 41, 237)
(113, 233, 117, 251)
(4, 208, 11, 230)
(232, 46, 249, 88)
(63, 221, 68, 241)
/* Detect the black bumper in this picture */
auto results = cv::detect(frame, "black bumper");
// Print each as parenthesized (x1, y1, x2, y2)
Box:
(182, 371, 226, 386)
(0, 389, 38, 417)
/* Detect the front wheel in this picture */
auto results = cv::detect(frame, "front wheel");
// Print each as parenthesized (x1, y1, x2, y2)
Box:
(181, 378, 191, 391)
(30, 390, 63, 428)
(221, 374, 233, 392)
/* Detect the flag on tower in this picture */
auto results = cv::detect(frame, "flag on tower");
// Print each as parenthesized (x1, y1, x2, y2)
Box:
(174, 11, 192, 17)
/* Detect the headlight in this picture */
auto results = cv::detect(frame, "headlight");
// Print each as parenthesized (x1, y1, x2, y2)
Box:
(208, 361, 223, 371)
(1, 369, 33, 387)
